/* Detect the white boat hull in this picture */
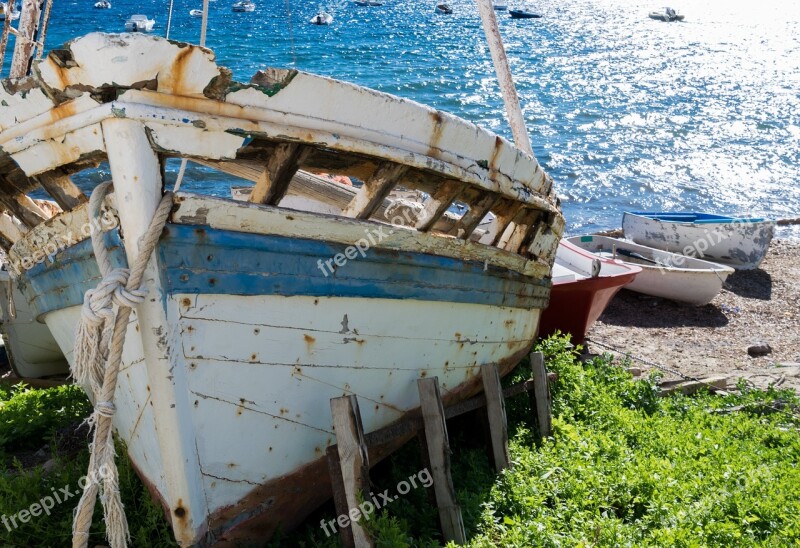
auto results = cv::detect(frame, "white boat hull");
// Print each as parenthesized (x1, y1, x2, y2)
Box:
(568, 235, 734, 305)
(622, 212, 775, 270)
(0, 271, 68, 378)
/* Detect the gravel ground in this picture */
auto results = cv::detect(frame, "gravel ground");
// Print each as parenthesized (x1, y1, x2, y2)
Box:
(586, 238, 800, 392)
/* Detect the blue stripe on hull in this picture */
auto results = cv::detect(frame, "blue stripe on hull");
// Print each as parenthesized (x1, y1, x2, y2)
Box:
(18, 224, 550, 318)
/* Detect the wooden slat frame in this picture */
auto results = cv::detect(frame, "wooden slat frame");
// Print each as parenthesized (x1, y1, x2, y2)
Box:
(341, 162, 408, 219)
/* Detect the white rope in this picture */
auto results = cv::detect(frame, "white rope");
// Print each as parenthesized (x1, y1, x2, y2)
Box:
(71, 182, 174, 548)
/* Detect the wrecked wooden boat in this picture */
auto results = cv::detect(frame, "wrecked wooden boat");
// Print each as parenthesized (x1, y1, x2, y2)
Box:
(0, 33, 563, 545)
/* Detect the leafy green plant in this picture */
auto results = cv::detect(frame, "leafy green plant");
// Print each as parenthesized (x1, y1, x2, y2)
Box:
(0, 383, 92, 453)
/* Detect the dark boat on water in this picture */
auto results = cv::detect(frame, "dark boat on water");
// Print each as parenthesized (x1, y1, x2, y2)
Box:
(509, 9, 542, 19)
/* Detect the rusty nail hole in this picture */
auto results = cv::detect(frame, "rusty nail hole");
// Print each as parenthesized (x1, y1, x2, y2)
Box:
(180, 274, 189, 282)
(251, 354, 257, 360)
(420, 371, 427, 377)
(189, 363, 196, 369)
(209, 278, 216, 286)
(207, 254, 214, 261)
(174, 507, 186, 518)
(286, 215, 294, 220)
(194, 400, 199, 407)
(268, 447, 272, 452)
(254, 328, 260, 335)
(182, 298, 191, 307)
(135, 325, 139, 332)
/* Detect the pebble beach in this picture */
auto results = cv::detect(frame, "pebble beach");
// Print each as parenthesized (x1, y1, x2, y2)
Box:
(587, 238, 800, 392)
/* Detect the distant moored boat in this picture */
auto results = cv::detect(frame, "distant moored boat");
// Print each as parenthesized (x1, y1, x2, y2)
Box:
(94, 0, 111, 8)
(509, 9, 541, 19)
(649, 7, 684, 21)
(232, 0, 255, 12)
(124, 14, 155, 31)
(189, 8, 203, 16)
(309, 11, 332, 25)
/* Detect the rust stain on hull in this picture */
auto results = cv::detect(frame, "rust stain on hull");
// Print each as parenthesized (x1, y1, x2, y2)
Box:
(198, 346, 531, 546)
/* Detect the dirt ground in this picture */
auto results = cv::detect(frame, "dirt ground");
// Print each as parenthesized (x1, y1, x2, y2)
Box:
(585, 238, 800, 392)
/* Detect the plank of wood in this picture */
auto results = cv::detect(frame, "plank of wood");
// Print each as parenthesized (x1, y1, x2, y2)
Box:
(326, 445, 356, 548)
(481, 363, 510, 471)
(34, 169, 88, 210)
(0, 212, 27, 245)
(489, 198, 524, 247)
(249, 143, 308, 205)
(449, 192, 499, 240)
(530, 351, 552, 441)
(659, 376, 729, 396)
(330, 395, 373, 548)
(415, 180, 465, 232)
(0, 193, 47, 228)
(341, 162, 408, 219)
(417, 377, 466, 544)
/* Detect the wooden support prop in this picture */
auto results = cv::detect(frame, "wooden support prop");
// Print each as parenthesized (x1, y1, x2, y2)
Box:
(341, 162, 408, 219)
(0, 211, 27, 245)
(502, 208, 539, 253)
(329, 395, 373, 548)
(417, 377, 466, 544)
(481, 363, 510, 471)
(0, 6, 11, 74)
(249, 143, 308, 205)
(529, 351, 552, 441)
(415, 180, 465, 232)
(35, 170, 88, 211)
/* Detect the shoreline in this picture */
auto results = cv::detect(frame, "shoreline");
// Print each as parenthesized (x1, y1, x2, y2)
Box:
(586, 238, 800, 392)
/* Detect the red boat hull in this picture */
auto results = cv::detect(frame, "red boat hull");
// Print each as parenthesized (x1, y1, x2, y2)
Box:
(538, 272, 637, 344)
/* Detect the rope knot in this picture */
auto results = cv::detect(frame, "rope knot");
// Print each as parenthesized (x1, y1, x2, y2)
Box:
(96, 402, 116, 418)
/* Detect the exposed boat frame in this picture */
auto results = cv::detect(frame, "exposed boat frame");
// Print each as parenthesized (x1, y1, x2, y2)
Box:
(0, 33, 563, 544)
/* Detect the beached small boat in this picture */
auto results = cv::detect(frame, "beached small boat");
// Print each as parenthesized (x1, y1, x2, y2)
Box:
(538, 239, 641, 343)
(0, 33, 563, 544)
(309, 11, 332, 25)
(568, 235, 734, 305)
(509, 9, 541, 19)
(0, 1, 20, 20)
(649, 7, 684, 22)
(189, 8, 202, 16)
(124, 14, 155, 31)
(0, 266, 69, 378)
(435, 3, 453, 14)
(232, 0, 254, 12)
(622, 211, 775, 270)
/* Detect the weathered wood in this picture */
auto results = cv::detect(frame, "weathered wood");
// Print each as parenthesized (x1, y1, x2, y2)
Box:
(326, 446, 356, 548)
(415, 180, 465, 232)
(249, 143, 307, 205)
(34, 170, 88, 210)
(497, 207, 532, 251)
(0, 212, 27, 244)
(450, 192, 499, 239)
(330, 395, 372, 548)
(659, 376, 729, 396)
(0, 193, 47, 227)
(777, 217, 800, 226)
(530, 351, 552, 441)
(0, 7, 11, 74)
(489, 198, 524, 247)
(417, 377, 466, 544)
(9, 0, 44, 78)
(481, 363, 509, 471)
(341, 162, 408, 219)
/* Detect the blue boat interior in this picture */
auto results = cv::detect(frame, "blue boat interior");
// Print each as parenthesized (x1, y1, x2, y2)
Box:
(626, 211, 765, 224)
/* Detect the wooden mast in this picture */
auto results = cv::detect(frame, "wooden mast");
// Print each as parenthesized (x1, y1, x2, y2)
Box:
(9, 0, 44, 78)
(474, 0, 533, 155)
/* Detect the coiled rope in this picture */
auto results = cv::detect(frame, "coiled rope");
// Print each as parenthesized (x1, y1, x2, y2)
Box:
(71, 182, 173, 548)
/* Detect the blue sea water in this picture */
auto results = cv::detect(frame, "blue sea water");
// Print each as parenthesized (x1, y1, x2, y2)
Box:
(3, 0, 800, 235)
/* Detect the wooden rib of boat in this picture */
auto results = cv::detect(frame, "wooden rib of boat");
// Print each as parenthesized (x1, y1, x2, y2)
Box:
(0, 33, 563, 545)
(622, 211, 775, 270)
(538, 239, 640, 343)
(568, 235, 734, 305)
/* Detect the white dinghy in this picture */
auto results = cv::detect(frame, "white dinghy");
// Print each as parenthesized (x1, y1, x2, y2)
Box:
(568, 235, 734, 305)
(0, 33, 563, 545)
(623, 211, 775, 270)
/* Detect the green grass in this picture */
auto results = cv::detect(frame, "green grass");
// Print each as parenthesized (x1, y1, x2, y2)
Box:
(3, 337, 800, 546)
